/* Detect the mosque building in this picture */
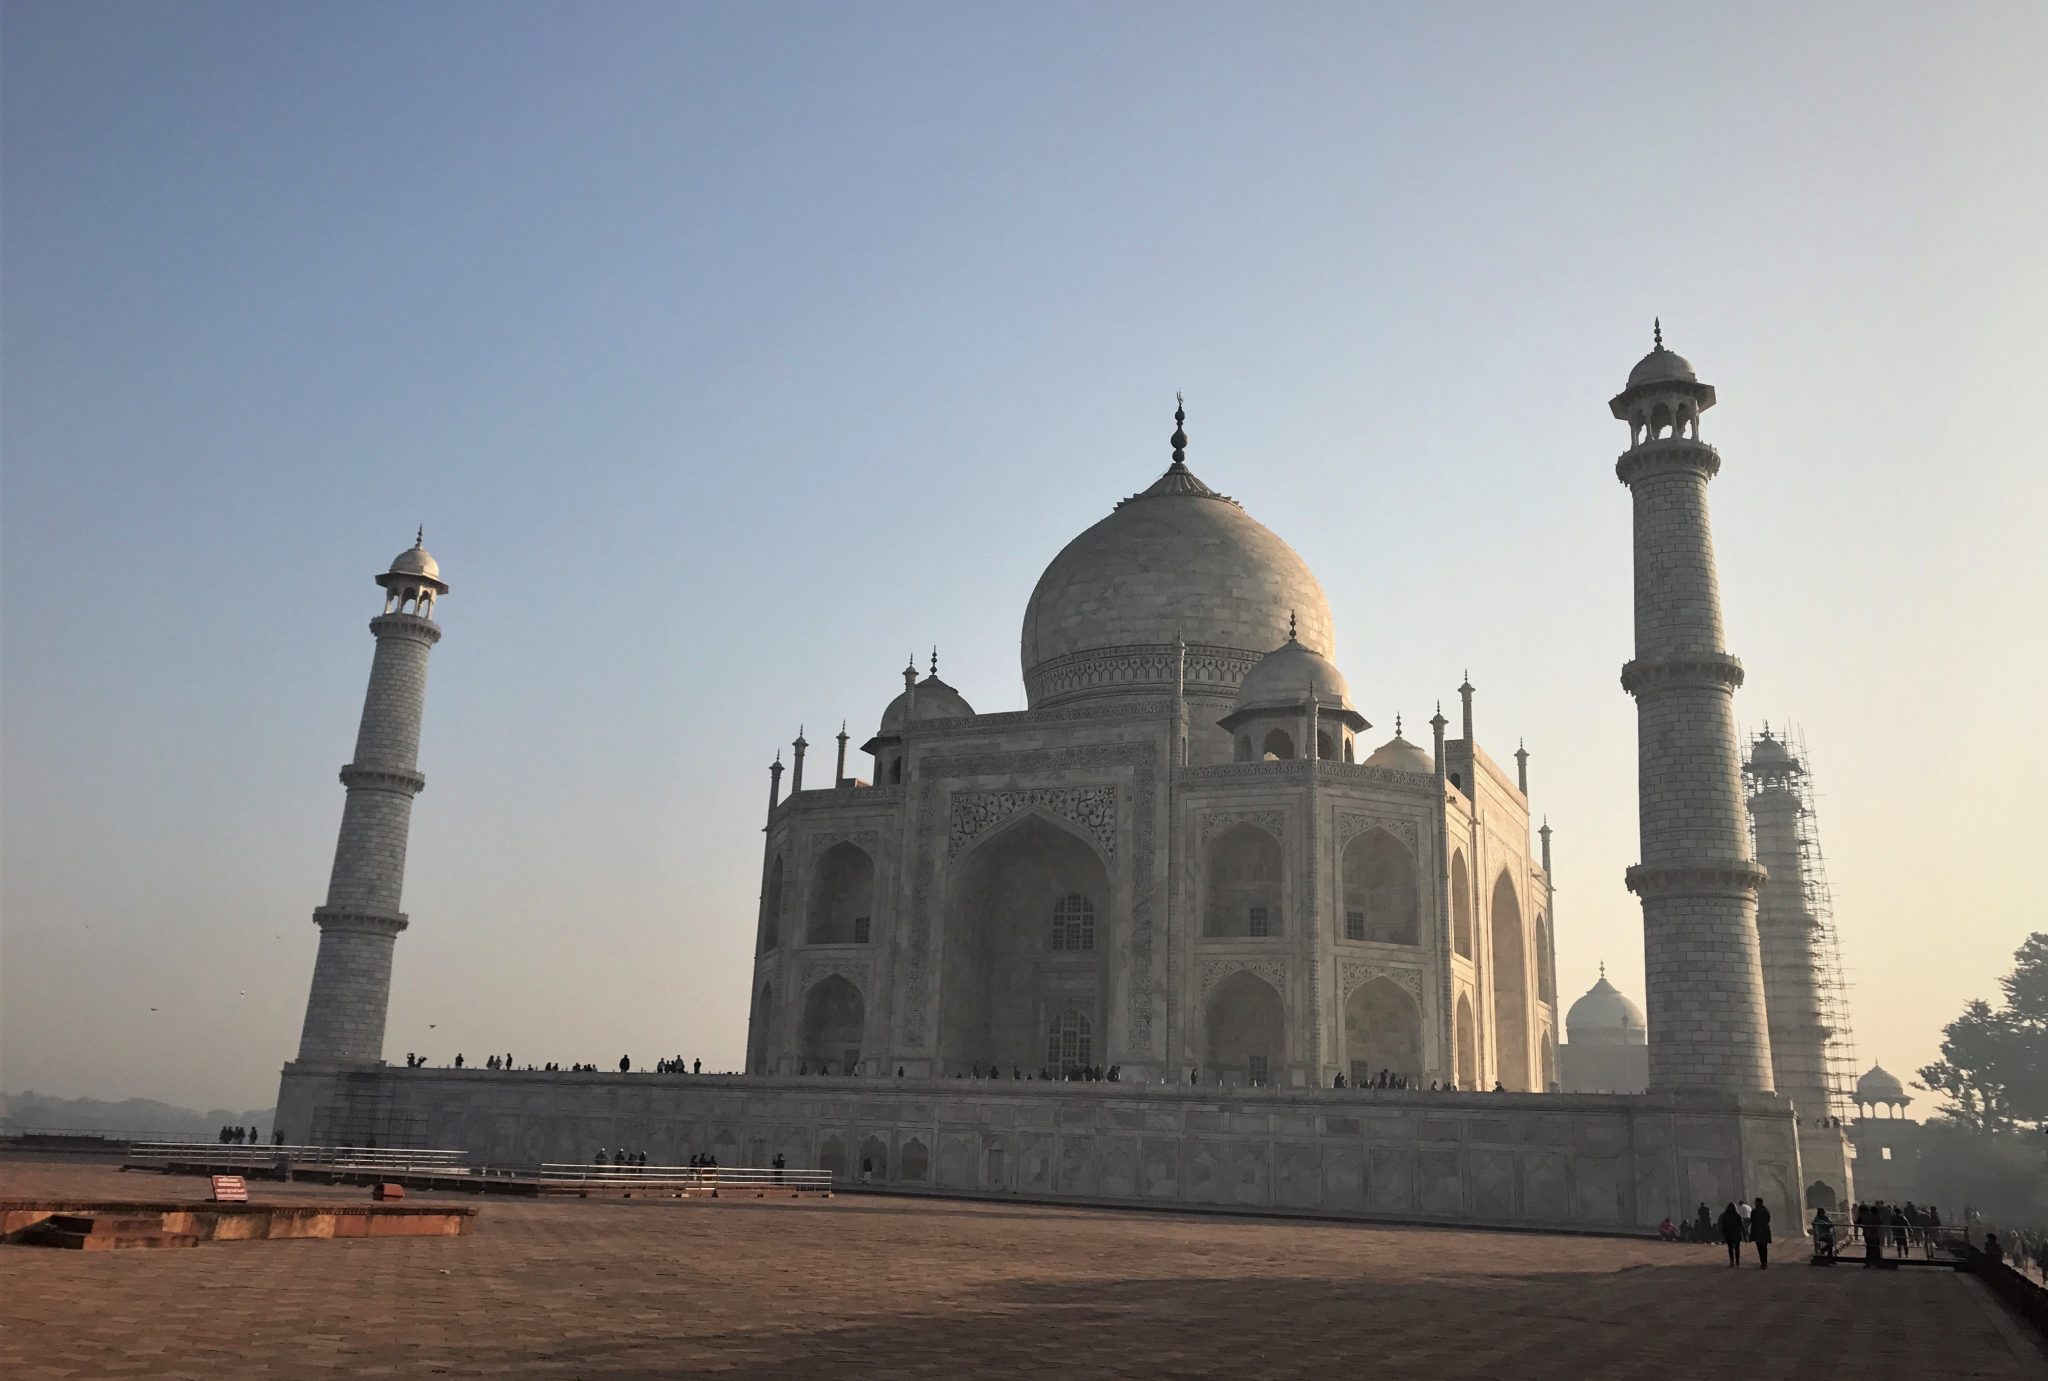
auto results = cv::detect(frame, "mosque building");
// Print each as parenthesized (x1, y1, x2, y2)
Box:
(745, 399, 1558, 1092)
(1557, 965, 1650, 1094)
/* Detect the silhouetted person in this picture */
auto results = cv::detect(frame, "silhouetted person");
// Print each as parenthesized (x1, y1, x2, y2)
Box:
(1719, 1203, 1744, 1266)
(1751, 1198, 1773, 1268)
(1984, 1233, 2004, 1266)
(693, 1058, 701, 1074)
(619, 1055, 631, 1073)
(1812, 1208, 1835, 1262)
(1696, 1203, 1713, 1241)
(454, 1052, 464, 1068)
(772, 1153, 785, 1184)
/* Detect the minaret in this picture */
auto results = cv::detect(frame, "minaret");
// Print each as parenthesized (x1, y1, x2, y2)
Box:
(1514, 740, 1529, 795)
(834, 722, 849, 787)
(293, 533, 447, 1065)
(791, 727, 808, 794)
(1612, 324, 1774, 1094)
(1744, 730, 1835, 1110)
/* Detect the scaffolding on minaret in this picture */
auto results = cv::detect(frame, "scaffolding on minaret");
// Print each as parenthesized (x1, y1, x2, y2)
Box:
(1745, 723, 1860, 1123)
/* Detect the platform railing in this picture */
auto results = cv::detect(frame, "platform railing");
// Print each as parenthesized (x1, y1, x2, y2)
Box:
(124, 1142, 471, 1174)
(536, 1163, 833, 1191)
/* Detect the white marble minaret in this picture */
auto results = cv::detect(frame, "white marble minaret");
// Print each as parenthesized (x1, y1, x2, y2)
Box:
(1612, 326, 1775, 1094)
(292, 533, 447, 1065)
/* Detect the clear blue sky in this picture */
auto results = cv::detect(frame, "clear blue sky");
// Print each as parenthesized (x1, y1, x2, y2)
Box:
(5, 2, 2043, 1111)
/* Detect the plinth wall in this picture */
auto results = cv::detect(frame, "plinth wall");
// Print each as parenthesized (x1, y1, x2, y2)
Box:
(277, 1065, 1800, 1233)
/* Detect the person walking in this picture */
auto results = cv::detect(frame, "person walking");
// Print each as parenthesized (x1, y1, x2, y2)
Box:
(1719, 1203, 1744, 1267)
(1750, 1198, 1773, 1269)
(1736, 1197, 1752, 1241)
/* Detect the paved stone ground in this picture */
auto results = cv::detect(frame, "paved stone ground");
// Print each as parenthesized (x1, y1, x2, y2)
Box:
(3, 1158, 2043, 1380)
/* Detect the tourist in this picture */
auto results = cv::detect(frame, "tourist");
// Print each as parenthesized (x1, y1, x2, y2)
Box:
(1750, 1198, 1772, 1269)
(861, 1156, 873, 1185)
(1718, 1203, 1743, 1267)
(1492, 1080, 1504, 1093)
(454, 1052, 464, 1068)
(1984, 1233, 2004, 1266)
(1811, 1208, 1835, 1261)
(693, 1058, 701, 1074)
(1334, 1072, 1346, 1089)
(1695, 1203, 1713, 1242)
(1658, 1216, 1678, 1242)
(897, 1066, 905, 1078)
(619, 1055, 631, 1073)
(1890, 1205, 1909, 1257)
(772, 1153, 785, 1184)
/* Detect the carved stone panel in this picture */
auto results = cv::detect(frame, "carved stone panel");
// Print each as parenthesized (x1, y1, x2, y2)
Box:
(1335, 813, 1419, 854)
(1199, 958, 1289, 994)
(949, 786, 1118, 860)
(1199, 809, 1285, 847)
(1339, 960, 1425, 1002)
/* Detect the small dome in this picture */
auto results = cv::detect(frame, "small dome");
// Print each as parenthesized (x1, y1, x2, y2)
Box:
(1565, 971, 1648, 1047)
(1856, 1064, 1909, 1105)
(1234, 634, 1351, 714)
(1362, 733, 1433, 775)
(389, 540, 441, 582)
(1627, 346, 1697, 388)
(1748, 731, 1795, 771)
(878, 674, 975, 734)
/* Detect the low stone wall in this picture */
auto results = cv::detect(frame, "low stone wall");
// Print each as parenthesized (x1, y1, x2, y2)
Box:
(277, 1064, 1800, 1233)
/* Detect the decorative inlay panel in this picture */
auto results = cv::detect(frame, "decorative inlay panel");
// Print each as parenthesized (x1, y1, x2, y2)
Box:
(1199, 809, 1285, 846)
(1334, 813, 1419, 853)
(1340, 960, 1424, 1002)
(949, 787, 1118, 860)
(800, 957, 872, 993)
(1199, 958, 1288, 994)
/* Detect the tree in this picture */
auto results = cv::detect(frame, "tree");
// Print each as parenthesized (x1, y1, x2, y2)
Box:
(1915, 933, 2048, 1134)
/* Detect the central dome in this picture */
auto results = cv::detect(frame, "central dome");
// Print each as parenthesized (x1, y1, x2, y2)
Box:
(1021, 435, 1333, 708)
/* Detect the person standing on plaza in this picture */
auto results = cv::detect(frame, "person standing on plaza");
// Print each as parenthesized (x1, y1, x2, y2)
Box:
(1719, 1203, 1744, 1267)
(1736, 1197, 1752, 1241)
(1750, 1199, 1773, 1269)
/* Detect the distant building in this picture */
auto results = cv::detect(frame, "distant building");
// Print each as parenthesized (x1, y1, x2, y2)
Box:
(1558, 966, 1648, 1093)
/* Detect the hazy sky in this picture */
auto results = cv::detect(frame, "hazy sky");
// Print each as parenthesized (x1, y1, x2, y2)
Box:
(4, 3, 2043, 1113)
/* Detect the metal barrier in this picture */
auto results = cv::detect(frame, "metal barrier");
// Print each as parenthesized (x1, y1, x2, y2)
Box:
(536, 1163, 833, 1192)
(124, 1142, 471, 1174)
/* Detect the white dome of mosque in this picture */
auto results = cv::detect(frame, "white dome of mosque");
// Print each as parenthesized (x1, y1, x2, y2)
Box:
(1021, 401, 1334, 706)
(878, 671, 975, 734)
(1233, 629, 1351, 713)
(1856, 1064, 1909, 1105)
(1748, 731, 1795, 772)
(1362, 728, 1434, 775)
(1566, 970, 1648, 1047)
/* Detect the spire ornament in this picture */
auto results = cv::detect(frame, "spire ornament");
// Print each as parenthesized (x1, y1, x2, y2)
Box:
(1170, 393, 1187, 466)
(1653, 317, 1663, 350)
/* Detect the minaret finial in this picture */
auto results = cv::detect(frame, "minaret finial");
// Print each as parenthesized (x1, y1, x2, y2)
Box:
(1288, 610, 1297, 642)
(930, 645, 938, 676)
(416, 524, 424, 547)
(1653, 317, 1663, 350)
(1600, 960, 1607, 980)
(1395, 712, 1403, 736)
(1170, 393, 1187, 466)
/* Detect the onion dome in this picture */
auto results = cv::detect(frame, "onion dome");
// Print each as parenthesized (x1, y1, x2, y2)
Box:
(1020, 397, 1333, 708)
(879, 674, 974, 733)
(1610, 319, 1716, 418)
(1856, 1064, 1910, 1106)
(1363, 717, 1434, 774)
(1565, 967, 1648, 1047)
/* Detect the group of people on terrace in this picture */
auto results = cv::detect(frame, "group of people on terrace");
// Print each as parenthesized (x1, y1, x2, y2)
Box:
(402, 1052, 727, 1074)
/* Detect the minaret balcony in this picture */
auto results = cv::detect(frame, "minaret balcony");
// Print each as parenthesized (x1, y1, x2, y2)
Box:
(1615, 437, 1721, 486)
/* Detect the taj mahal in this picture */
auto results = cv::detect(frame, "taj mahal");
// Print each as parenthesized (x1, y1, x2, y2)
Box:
(276, 330, 1857, 1230)
(744, 397, 1555, 1095)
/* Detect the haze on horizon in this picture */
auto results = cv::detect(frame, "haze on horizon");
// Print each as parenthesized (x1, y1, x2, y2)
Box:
(3, 2, 2043, 1114)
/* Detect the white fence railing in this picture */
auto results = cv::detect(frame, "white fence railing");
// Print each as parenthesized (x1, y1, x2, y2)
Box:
(124, 1142, 471, 1174)
(536, 1163, 833, 1191)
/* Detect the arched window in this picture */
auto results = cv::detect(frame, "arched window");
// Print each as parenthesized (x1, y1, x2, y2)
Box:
(1261, 727, 1295, 760)
(1204, 822, 1283, 937)
(1050, 893, 1096, 951)
(1451, 850, 1473, 958)
(1047, 1008, 1093, 1067)
(762, 854, 784, 950)
(1316, 732, 1334, 761)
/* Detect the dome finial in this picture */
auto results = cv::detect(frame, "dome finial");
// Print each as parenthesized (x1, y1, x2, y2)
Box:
(1599, 960, 1607, 980)
(1395, 712, 1403, 736)
(930, 645, 939, 677)
(415, 524, 424, 548)
(1653, 317, 1663, 350)
(1170, 392, 1188, 466)
(1288, 609, 1297, 642)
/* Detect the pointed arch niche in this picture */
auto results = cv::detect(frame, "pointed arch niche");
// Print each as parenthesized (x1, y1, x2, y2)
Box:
(1343, 976, 1422, 1085)
(1204, 969, 1284, 1086)
(806, 842, 874, 945)
(1205, 822, 1283, 938)
(1490, 872, 1530, 1090)
(1341, 828, 1419, 945)
(798, 974, 865, 1074)
(940, 812, 1111, 1074)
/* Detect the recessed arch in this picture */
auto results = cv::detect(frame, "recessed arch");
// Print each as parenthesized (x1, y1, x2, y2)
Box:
(1261, 727, 1295, 760)
(1204, 970, 1284, 1086)
(806, 841, 875, 945)
(748, 979, 773, 1074)
(1490, 872, 1530, 1091)
(1451, 850, 1473, 958)
(1205, 822, 1282, 938)
(762, 854, 784, 950)
(1540, 1028, 1558, 1092)
(1341, 828, 1419, 945)
(1455, 991, 1478, 1090)
(941, 812, 1111, 1073)
(1344, 976, 1422, 1085)
(798, 974, 864, 1074)
(1535, 913, 1555, 1004)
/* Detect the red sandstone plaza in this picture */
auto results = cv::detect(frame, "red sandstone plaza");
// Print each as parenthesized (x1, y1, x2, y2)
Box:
(3, 1158, 2043, 1380)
